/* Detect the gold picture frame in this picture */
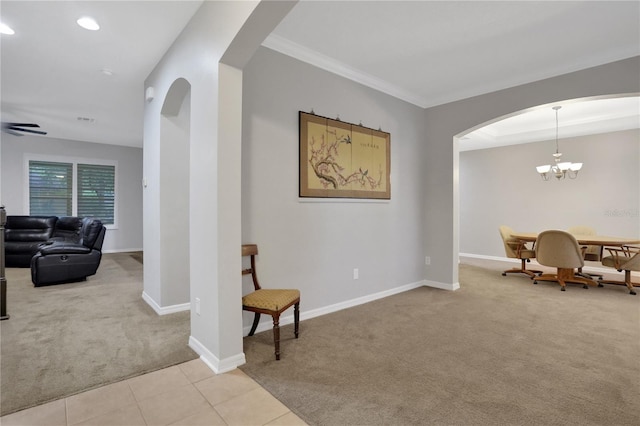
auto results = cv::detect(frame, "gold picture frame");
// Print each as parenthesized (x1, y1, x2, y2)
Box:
(299, 111, 391, 199)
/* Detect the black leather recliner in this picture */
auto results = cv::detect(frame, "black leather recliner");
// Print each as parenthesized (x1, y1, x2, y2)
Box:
(31, 218, 106, 286)
(4, 215, 106, 286)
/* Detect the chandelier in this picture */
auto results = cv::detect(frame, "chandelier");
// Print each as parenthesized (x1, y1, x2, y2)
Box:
(535, 106, 582, 180)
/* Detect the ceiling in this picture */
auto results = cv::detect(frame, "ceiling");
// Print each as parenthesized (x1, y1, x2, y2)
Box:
(1, 1, 639, 149)
(0, 1, 203, 147)
(459, 95, 640, 151)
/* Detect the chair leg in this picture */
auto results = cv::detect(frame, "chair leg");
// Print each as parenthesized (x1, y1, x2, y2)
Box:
(294, 302, 300, 339)
(599, 270, 638, 295)
(558, 279, 566, 291)
(576, 266, 603, 281)
(502, 259, 542, 278)
(248, 313, 261, 336)
(272, 314, 281, 361)
(533, 268, 596, 291)
(624, 271, 637, 295)
(559, 268, 597, 289)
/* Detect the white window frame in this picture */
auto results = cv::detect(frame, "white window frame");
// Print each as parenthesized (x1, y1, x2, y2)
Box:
(24, 154, 118, 229)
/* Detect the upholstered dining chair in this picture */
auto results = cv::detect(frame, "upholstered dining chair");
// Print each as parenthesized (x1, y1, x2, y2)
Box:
(599, 245, 639, 295)
(499, 225, 542, 278)
(567, 225, 603, 279)
(534, 230, 597, 291)
(241, 244, 300, 360)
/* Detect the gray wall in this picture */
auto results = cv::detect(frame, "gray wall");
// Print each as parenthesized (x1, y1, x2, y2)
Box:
(242, 47, 428, 320)
(460, 129, 640, 258)
(0, 134, 143, 252)
(241, 50, 640, 326)
(422, 56, 640, 286)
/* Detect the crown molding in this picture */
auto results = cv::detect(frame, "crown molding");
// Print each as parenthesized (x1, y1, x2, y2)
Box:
(262, 34, 429, 108)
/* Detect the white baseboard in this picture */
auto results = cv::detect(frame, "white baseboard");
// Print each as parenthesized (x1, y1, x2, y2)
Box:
(243, 279, 457, 335)
(188, 336, 246, 374)
(425, 279, 460, 291)
(141, 291, 190, 316)
(102, 248, 143, 254)
(459, 253, 509, 263)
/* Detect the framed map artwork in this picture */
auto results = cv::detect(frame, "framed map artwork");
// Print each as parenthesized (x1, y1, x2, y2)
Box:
(299, 111, 391, 199)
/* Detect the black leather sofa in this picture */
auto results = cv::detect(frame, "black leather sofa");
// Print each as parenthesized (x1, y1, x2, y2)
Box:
(4, 216, 106, 286)
(5, 216, 57, 267)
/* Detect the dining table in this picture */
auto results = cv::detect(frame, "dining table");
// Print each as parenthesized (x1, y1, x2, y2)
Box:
(511, 231, 640, 293)
(510, 232, 640, 248)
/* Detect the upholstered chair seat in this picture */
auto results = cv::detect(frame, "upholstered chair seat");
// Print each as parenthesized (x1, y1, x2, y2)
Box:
(534, 230, 597, 291)
(242, 289, 300, 312)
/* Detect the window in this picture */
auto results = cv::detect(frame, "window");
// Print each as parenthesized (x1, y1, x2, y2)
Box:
(28, 161, 73, 216)
(27, 159, 116, 226)
(78, 164, 115, 224)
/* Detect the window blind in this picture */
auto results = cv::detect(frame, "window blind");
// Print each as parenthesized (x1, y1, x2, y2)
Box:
(78, 163, 115, 225)
(28, 160, 72, 216)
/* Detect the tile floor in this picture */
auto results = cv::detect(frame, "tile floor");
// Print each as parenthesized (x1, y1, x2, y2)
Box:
(1, 359, 307, 426)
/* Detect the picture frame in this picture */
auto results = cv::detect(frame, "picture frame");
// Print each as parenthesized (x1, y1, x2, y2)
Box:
(299, 111, 391, 200)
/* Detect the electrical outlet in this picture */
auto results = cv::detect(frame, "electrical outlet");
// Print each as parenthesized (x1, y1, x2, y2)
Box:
(353, 268, 359, 280)
(425, 256, 431, 265)
(195, 297, 201, 315)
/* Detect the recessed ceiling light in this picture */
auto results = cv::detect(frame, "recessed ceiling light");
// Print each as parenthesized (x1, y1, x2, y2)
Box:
(77, 16, 100, 31)
(0, 22, 15, 35)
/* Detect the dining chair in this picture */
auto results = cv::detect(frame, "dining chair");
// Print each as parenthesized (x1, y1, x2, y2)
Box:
(499, 225, 542, 278)
(567, 225, 603, 279)
(241, 244, 300, 360)
(533, 230, 597, 291)
(598, 245, 639, 295)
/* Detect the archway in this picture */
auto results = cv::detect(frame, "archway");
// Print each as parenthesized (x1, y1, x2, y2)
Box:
(454, 93, 639, 269)
(159, 78, 191, 307)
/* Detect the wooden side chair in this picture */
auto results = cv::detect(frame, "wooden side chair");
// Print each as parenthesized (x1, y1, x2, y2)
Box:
(241, 244, 300, 360)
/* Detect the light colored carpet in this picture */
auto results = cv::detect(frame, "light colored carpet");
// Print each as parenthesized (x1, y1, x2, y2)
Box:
(0, 252, 197, 416)
(130, 251, 143, 264)
(240, 263, 640, 425)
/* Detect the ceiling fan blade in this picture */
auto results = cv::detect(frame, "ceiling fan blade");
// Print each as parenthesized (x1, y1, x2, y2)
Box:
(5, 122, 40, 128)
(8, 126, 48, 135)
(2, 121, 48, 136)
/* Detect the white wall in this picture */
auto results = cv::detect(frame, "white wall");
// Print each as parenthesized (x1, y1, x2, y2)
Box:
(0, 134, 143, 252)
(241, 47, 429, 328)
(460, 129, 640, 258)
(159, 86, 190, 307)
(142, 1, 294, 372)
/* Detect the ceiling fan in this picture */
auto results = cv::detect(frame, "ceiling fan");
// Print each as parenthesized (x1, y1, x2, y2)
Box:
(1, 122, 48, 136)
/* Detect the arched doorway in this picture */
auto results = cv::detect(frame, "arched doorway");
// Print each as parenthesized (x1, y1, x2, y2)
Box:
(159, 78, 191, 306)
(454, 94, 639, 268)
